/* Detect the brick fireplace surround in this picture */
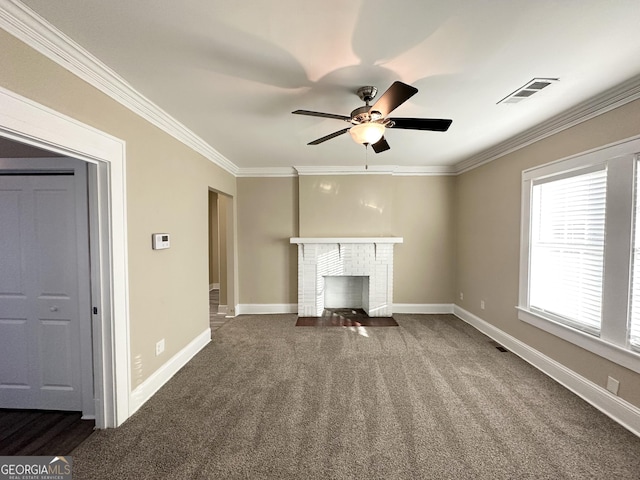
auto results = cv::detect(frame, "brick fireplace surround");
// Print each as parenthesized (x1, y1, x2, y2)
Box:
(290, 237, 403, 317)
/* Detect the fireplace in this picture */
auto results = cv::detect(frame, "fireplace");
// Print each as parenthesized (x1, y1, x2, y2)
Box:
(290, 237, 403, 317)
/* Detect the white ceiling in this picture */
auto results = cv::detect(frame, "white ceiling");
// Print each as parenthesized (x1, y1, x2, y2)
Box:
(17, 0, 640, 173)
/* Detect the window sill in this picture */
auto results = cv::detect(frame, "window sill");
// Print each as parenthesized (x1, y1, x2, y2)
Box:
(517, 307, 640, 375)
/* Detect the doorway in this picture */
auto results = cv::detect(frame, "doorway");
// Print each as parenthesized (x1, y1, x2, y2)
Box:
(209, 190, 231, 330)
(0, 86, 129, 428)
(0, 155, 93, 414)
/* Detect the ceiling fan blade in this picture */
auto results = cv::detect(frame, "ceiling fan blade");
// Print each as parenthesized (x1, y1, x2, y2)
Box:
(371, 136, 390, 153)
(370, 81, 418, 117)
(389, 118, 453, 132)
(308, 128, 350, 145)
(292, 110, 350, 121)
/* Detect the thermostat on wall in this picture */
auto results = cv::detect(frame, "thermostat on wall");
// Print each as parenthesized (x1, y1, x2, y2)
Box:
(152, 233, 170, 250)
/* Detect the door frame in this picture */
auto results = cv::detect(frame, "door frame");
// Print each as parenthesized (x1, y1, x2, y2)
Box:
(0, 86, 130, 428)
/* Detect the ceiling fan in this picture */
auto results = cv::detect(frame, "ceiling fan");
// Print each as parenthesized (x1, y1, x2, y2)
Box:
(292, 81, 452, 153)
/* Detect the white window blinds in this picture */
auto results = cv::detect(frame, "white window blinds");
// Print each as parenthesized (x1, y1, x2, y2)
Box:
(529, 167, 607, 335)
(629, 158, 640, 350)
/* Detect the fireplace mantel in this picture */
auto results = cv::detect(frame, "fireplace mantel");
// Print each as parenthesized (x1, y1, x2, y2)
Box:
(290, 237, 403, 244)
(290, 237, 403, 317)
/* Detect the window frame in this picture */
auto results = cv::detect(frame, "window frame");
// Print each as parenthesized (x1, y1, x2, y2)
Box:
(518, 136, 640, 374)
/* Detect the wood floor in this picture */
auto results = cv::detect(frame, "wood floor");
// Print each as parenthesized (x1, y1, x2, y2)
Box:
(0, 409, 94, 455)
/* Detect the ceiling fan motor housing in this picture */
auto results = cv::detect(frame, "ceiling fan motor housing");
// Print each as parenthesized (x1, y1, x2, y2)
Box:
(350, 105, 376, 124)
(356, 86, 377, 103)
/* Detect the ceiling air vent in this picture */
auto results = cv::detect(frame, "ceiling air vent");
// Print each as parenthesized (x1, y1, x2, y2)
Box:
(498, 78, 559, 104)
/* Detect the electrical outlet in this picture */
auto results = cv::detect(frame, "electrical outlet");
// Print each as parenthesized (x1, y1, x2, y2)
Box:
(459, 292, 464, 300)
(480, 300, 485, 310)
(606, 376, 619, 395)
(156, 339, 165, 356)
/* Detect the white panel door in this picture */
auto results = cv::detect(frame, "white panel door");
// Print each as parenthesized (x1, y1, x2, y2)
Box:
(0, 173, 85, 410)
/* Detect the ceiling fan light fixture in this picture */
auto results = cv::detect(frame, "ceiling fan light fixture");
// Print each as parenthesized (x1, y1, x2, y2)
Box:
(349, 122, 385, 145)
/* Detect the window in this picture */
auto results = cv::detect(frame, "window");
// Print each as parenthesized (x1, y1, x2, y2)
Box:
(529, 167, 607, 335)
(518, 137, 640, 374)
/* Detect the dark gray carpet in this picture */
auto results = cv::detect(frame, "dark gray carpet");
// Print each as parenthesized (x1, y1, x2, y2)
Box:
(72, 314, 640, 479)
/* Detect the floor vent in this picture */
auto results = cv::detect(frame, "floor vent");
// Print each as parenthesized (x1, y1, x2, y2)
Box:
(488, 340, 509, 352)
(498, 77, 559, 104)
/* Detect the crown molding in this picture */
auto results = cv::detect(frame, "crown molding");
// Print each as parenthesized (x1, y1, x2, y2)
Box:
(454, 74, 640, 174)
(293, 164, 455, 176)
(392, 165, 456, 176)
(237, 165, 456, 177)
(0, 0, 239, 176)
(236, 167, 298, 177)
(294, 165, 395, 175)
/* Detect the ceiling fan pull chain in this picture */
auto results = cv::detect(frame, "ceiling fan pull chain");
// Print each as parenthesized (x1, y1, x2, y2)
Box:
(365, 143, 369, 170)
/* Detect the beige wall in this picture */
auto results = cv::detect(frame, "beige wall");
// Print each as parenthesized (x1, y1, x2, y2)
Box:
(392, 176, 455, 304)
(238, 174, 455, 305)
(0, 30, 237, 388)
(455, 98, 640, 409)
(238, 177, 298, 304)
(299, 175, 394, 237)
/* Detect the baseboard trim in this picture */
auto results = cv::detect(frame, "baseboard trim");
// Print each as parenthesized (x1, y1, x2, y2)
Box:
(129, 328, 211, 416)
(453, 305, 640, 438)
(238, 303, 297, 315)
(394, 303, 454, 314)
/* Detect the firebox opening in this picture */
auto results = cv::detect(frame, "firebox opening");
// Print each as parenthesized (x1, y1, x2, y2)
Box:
(324, 276, 370, 316)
